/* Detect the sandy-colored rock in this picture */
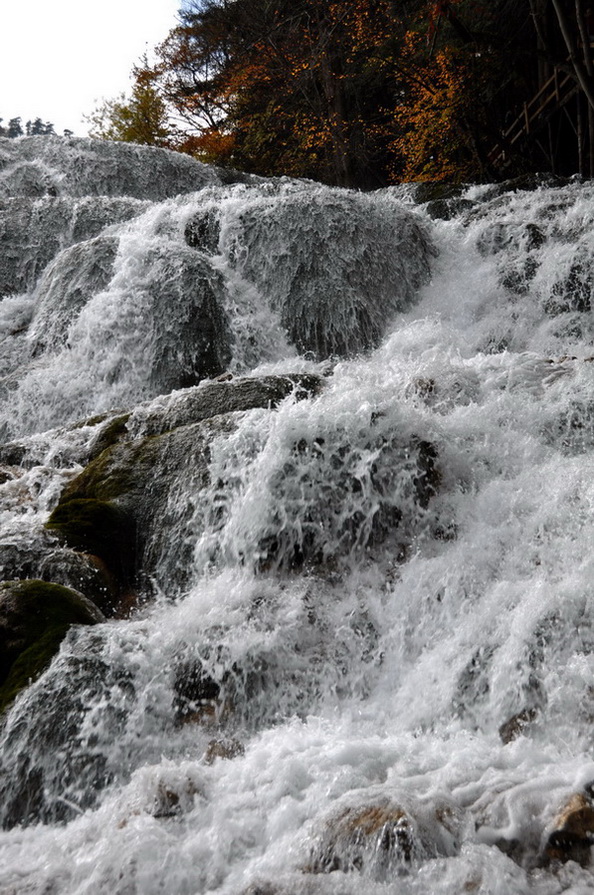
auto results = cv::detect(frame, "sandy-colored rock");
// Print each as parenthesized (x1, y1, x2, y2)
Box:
(542, 791, 594, 866)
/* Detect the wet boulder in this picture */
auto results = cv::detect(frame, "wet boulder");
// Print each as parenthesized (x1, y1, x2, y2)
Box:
(0, 535, 124, 619)
(424, 197, 476, 221)
(49, 413, 232, 594)
(48, 374, 325, 592)
(545, 252, 594, 316)
(0, 196, 146, 297)
(498, 708, 538, 744)
(204, 737, 244, 763)
(126, 372, 324, 438)
(0, 135, 222, 200)
(45, 498, 136, 594)
(541, 790, 594, 866)
(136, 246, 232, 392)
(173, 658, 225, 726)
(307, 796, 461, 878)
(0, 578, 103, 713)
(0, 625, 142, 829)
(254, 428, 440, 573)
(231, 189, 433, 359)
(28, 235, 119, 354)
(184, 209, 221, 254)
(476, 221, 545, 258)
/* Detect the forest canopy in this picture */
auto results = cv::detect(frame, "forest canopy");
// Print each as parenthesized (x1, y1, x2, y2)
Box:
(87, 1, 594, 187)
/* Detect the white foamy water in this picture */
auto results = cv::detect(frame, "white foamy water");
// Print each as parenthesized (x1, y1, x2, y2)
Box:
(1, 140, 594, 893)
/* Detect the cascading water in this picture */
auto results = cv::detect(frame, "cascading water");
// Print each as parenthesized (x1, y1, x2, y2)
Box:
(1, 138, 594, 894)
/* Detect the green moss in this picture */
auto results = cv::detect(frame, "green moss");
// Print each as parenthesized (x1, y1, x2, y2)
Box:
(58, 437, 159, 504)
(88, 413, 131, 461)
(413, 182, 465, 204)
(46, 498, 136, 582)
(61, 445, 135, 502)
(0, 627, 71, 713)
(0, 579, 102, 713)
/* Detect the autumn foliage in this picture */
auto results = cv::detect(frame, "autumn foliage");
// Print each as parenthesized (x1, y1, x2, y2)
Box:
(88, 0, 577, 186)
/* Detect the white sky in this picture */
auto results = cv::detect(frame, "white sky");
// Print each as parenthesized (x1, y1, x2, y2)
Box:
(0, 0, 181, 136)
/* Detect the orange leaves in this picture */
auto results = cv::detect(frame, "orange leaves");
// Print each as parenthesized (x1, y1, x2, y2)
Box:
(391, 31, 489, 181)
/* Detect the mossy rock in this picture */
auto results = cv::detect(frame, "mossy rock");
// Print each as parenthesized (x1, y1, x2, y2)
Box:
(48, 376, 325, 593)
(46, 498, 136, 584)
(0, 539, 125, 619)
(128, 373, 324, 438)
(0, 579, 103, 713)
(87, 413, 132, 460)
(57, 440, 150, 504)
(413, 182, 466, 204)
(424, 198, 476, 221)
(49, 418, 227, 593)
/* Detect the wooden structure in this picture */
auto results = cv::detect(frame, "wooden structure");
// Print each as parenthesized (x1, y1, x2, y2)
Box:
(490, 64, 582, 173)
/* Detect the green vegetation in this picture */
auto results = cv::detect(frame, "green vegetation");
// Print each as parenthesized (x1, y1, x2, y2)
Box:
(85, 62, 170, 147)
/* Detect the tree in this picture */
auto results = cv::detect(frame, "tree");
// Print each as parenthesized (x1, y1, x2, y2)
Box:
(82, 0, 594, 183)
(7, 118, 23, 138)
(539, 0, 594, 175)
(26, 118, 55, 136)
(1, 116, 58, 138)
(86, 63, 171, 147)
(146, 0, 541, 184)
(149, 0, 405, 186)
(390, 1, 542, 181)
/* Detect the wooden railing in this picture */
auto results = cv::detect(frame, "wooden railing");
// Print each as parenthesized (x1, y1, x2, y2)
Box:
(490, 66, 578, 167)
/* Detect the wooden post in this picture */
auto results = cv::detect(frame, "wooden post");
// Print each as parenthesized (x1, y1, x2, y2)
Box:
(578, 91, 584, 174)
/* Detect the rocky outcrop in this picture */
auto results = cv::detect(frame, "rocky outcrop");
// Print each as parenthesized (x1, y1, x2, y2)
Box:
(45, 374, 325, 594)
(0, 579, 103, 713)
(228, 189, 433, 359)
(0, 136, 222, 200)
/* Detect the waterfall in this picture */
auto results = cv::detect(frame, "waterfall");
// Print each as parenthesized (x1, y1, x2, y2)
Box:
(1, 139, 594, 893)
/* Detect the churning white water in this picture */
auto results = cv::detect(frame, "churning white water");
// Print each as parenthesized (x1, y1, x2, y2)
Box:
(1, 138, 594, 894)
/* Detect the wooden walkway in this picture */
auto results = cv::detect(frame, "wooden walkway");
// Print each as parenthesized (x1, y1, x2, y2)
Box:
(490, 66, 578, 168)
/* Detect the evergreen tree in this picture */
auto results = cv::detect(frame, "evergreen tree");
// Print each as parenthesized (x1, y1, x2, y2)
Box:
(7, 118, 23, 138)
(1, 116, 57, 138)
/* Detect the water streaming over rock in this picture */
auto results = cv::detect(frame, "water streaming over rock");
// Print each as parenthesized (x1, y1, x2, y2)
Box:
(1, 138, 594, 893)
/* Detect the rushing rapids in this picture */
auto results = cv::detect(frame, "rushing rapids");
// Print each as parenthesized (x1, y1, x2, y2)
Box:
(1, 137, 594, 893)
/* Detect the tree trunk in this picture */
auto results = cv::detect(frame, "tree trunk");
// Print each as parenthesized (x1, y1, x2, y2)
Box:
(551, 0, 594, 112)
(575, 0, 594, 174)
